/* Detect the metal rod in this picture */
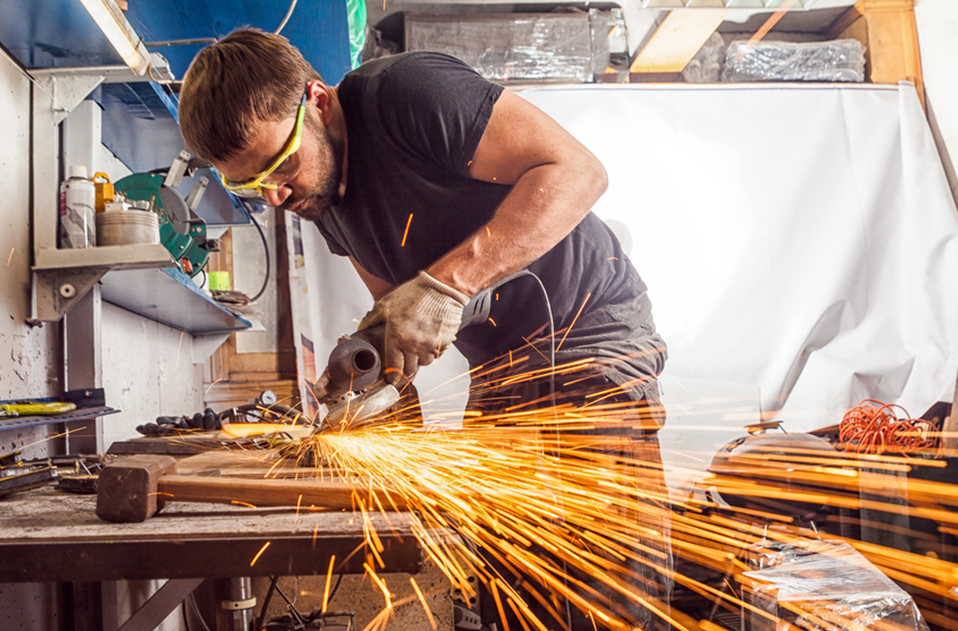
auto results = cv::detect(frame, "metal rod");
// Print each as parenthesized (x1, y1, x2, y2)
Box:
(145, 38, 216, 48)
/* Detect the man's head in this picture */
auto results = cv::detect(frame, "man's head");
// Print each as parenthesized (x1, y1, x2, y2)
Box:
(179, 29, 345, 220)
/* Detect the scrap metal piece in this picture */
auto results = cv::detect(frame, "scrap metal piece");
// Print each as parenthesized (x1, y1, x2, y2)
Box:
(0, 466, 58, 497)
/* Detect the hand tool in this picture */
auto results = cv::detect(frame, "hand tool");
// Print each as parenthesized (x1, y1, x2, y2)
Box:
(313, 272, 529, 430)
(0, 401, 76, 417)
(96, 454, 406, 523)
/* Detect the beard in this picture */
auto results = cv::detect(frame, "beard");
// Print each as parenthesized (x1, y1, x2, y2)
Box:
(280, 116, 344, 221)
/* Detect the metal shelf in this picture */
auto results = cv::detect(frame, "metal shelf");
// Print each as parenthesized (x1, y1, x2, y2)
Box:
(33, 244, 174, 271)
(0, 406, 119, 432)
(100, 266, 250, 335)
(90, 81, 255, 226)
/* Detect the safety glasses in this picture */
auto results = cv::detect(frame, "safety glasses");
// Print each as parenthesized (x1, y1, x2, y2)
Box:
(220, 91, 308, 198)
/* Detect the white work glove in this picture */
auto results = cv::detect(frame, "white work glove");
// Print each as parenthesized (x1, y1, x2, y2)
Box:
(359, 271, 470, 384)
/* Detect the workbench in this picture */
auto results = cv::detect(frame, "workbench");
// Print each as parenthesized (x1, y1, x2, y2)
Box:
(0, 489, 422, 582)
(0, 449, 425, 630)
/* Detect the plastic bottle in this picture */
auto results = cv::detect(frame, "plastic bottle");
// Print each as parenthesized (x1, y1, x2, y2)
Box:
(92, 172, 114, 213)
(59, 165, 96, 248)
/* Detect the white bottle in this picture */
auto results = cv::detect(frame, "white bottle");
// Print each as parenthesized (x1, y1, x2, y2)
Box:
(59, 165, 96, 248)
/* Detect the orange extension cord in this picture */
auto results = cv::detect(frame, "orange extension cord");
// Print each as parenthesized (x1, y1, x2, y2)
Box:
(839, 399, 941, 456)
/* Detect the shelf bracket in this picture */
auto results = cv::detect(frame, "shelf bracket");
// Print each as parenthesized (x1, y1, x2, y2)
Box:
(31, 267, 108, 323)
(28, 66, 135, 125)
(191, 332, 233, 365)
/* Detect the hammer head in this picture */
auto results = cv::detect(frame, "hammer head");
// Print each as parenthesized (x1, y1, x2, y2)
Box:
(96, 454, 177, 523)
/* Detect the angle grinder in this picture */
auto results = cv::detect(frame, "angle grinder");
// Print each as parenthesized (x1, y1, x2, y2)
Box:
(313, 271, 528, 431)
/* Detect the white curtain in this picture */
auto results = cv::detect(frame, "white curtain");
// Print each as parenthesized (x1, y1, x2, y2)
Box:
(291, 82, 958, 434)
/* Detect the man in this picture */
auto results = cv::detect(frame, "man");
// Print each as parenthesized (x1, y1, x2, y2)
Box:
(179, 28, 670, 630)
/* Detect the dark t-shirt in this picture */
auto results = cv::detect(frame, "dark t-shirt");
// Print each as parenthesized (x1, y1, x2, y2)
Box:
(315, 52, 646, 366)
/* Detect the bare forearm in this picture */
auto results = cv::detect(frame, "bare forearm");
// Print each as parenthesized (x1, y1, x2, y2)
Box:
(427, 160, 607, 296)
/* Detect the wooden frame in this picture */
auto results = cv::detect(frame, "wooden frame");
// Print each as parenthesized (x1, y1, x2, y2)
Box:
(828, 0, 924, 109)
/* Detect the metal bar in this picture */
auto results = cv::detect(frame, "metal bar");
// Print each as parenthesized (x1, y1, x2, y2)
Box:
(115, 578, 204, 631)
(64, 287, 103, 454)
(0, 406, 118, 432)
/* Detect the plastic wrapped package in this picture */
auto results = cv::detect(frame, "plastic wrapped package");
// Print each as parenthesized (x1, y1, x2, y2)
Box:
(682, 32, 726, 84)
(405, 12, 593, 83)
(589, 8, 629, 83)
(722, 39, 865, 83)
(741, 539, 929, 631)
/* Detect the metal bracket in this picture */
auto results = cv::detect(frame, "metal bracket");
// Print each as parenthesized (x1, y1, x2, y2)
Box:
(28, 66, 138, 125)
(30, 267, 107, 323)
(114, 577, 205, 631)
(191, 332, 233, 364)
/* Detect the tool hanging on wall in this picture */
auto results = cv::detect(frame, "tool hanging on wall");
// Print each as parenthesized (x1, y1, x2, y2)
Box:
(114, 150, 219, 278)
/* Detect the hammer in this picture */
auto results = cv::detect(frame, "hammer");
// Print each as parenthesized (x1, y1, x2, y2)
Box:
(96, 454, 405, 523)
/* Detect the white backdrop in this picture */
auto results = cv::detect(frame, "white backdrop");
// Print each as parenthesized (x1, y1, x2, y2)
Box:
(290, 82, 958, 437)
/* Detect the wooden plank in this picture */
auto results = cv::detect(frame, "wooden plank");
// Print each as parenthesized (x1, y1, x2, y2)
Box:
(158, 475, 403, 510)
(830, 0, 924, 109)
(630, 9, 728, 76)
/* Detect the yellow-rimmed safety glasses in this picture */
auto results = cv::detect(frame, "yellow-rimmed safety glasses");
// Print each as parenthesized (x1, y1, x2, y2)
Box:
(220, 91, 308, 198)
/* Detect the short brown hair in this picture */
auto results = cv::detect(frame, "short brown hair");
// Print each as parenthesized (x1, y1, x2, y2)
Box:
(179, 29, 322, 161)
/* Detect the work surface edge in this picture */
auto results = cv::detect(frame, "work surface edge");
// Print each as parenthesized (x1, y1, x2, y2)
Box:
(0, 489, 425, 581)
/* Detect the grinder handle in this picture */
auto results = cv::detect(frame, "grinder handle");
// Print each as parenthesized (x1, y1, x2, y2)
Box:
(459, 270, 531, 329)
(323, 270, 531, 392)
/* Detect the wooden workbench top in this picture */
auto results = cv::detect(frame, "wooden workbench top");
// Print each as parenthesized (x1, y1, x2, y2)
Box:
(0, 487, 413, 541)
(0, 448, 426, 582)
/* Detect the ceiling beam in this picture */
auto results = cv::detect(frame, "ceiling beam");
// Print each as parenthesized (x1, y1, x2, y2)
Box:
(629, 9, 729, 79)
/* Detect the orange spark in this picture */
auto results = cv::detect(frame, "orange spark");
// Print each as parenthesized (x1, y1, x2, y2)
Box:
(231, 500, 258, 508)
(488, 317, 497, 327)
(6, 247, 13, 267)
(250, 541, 271, 566)
(322, 554, 336, 613)
(175, 330, 184, 366)
(401, 213, 413, 247)
(556, 292, 591, 352)
(409, 577, 438, 631)
(204, 378, 223, 394)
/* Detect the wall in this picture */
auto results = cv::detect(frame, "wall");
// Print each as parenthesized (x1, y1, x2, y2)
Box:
(916, 0, 958, 201)
(100, 302, 204, 450)
(0, 43, 195, 631)
(0, 38, 61, 404)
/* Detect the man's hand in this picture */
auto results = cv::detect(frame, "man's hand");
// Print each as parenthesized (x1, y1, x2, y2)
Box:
(359, 271, 470, 384)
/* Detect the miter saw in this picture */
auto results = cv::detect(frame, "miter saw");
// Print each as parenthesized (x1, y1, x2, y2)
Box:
(314, 272, 530, 432)
(115, 150, 218, 277)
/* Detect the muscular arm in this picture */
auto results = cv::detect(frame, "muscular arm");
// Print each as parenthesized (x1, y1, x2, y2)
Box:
(426, 90, 608, 296)
(350, 257, 394, 302)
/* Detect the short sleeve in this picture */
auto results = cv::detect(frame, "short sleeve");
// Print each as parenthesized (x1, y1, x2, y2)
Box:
(375, 53, 504, 176)
(313, 217, 349, 257)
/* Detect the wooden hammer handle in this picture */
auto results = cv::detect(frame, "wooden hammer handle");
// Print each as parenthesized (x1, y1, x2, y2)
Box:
(157, 475, 409, 511)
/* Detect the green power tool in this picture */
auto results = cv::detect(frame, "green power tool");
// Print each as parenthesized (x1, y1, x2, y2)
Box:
(115, 151, 218, 277)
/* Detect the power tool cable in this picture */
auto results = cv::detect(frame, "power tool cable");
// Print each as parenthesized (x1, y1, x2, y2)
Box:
(239, 205, 271, 302)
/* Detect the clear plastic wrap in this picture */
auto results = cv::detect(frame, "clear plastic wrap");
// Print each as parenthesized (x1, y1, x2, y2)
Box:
(405, 12, 593, 83)
(589, 8, 629, 83)
(742, 539, 929, 631)
(682, 32, 726, 84)
(722, 39, 866, 83)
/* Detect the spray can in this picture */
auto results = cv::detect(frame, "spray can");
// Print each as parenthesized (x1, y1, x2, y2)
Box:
(59, 165, 96, 248)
